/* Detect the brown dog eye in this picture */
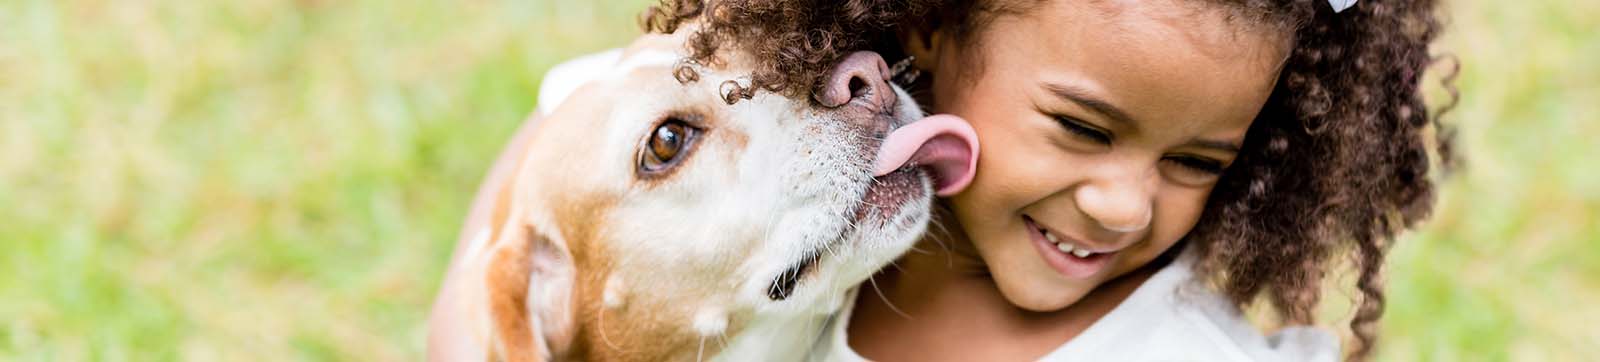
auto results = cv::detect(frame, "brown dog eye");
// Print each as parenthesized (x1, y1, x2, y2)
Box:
(640, 119, 699, 174)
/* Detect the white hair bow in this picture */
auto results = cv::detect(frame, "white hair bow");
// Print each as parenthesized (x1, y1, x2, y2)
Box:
(1329, 0, 1357, 13)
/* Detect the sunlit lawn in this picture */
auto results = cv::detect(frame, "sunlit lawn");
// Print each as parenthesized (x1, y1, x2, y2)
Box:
(1, 0, 1595, 360)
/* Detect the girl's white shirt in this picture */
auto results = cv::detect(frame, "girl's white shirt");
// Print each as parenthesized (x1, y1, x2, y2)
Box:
(808, 249, 1341, 362)
(538, 50, 1339, 362)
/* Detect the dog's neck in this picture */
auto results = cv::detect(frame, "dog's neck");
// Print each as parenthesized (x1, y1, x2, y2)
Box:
(707, 309, 835, 361)
(564, 266, 839, 361)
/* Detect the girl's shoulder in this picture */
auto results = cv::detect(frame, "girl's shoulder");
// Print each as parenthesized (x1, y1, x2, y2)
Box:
(809, 250, 1341, 362)
(1038, 251, 1340, 361)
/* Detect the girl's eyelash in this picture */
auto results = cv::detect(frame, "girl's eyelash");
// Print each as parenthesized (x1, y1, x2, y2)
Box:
(1049, 112, 1225, 176)
(1165, 156, 1225, 175)
(1054, 115, 1112, 144)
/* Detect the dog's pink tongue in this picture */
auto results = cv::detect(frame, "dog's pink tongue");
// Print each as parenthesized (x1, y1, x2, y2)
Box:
(872, 114, 980, 196)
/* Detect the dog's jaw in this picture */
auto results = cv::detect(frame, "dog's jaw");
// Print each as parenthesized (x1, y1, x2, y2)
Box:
(757, 83, 934, 306)
(764, 168, 932, 302)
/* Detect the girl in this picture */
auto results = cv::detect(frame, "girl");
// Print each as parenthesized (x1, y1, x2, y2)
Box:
(643, 0, 1454, 360)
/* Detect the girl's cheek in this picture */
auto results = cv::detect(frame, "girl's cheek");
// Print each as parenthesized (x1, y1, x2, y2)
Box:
(1151, 186, 1213, 246)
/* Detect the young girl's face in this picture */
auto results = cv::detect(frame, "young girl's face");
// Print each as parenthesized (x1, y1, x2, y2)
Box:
(914, 0, 1289, 311)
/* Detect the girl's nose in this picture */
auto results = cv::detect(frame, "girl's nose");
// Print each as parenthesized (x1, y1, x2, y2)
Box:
(1075, 170, 1155, 233)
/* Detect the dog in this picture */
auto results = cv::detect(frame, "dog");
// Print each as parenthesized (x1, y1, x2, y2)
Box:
(427, 27, 978, 362)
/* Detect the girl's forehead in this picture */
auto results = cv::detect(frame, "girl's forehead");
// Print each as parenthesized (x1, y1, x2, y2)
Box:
(975, 0, 1287, 134)
(1001, 0, 1292, 61)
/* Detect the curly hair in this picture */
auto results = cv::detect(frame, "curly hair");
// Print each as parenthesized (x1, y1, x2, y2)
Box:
(642, 0, 1457, 360)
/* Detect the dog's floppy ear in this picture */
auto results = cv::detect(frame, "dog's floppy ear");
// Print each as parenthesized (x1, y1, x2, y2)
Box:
(484, 212, 577, 362)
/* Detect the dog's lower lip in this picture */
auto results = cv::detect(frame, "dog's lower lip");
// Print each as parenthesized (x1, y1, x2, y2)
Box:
(768, 224, 853, 301)
(770, 168, 915, 301)
(854, 168, 920, 222)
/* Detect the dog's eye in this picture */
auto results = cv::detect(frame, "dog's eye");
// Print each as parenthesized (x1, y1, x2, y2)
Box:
(640, 119, 700, 175)
(650, 123, 686, 162)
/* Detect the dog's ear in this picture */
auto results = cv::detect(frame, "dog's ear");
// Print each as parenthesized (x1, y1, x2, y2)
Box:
(484, 216, 576, 362)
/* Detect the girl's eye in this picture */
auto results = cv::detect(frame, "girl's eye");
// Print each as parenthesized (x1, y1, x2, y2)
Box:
(1162, 155, 1226, 178)
(1054, 115, 1112, 145)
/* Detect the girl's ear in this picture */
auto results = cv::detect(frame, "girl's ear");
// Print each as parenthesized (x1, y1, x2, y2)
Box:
(898, 26, 947, 72)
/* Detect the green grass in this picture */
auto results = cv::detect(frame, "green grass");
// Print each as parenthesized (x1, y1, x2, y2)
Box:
(0, 0, 649, 360)
(0, 0, 1595, 360)
(1377, 1, 1600, 360)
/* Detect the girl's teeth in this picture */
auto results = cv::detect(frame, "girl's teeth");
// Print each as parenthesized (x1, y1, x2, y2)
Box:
(1042, 227, 1096, 258)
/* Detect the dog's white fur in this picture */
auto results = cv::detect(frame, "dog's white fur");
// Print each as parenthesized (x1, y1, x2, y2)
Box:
(429, 28, 934, 362)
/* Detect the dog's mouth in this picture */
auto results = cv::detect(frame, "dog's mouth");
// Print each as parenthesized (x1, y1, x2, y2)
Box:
(765, 170, 917, 301)
(765, 115, 979, 301)
(767, 240, 826, 301)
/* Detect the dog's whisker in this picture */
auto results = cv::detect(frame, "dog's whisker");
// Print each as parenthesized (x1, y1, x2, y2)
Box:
(924, 210, 950, 239)
(823, 240, 842, 259)
(931, 223, 952, 241)
(596, 302, 624, 351)
(817, 242, 836, 262)
(929, 225, 953, 250)
(810, 308, 833, 339)
(696, 336, 707, 362)
(925, 210, 961, 268)
(868, 276, 912, 319)
(887, 260, 908, 273)
(889, 56, 922, 86)
(924, 233, 956, 268)
(853, 133, 888, 143)
(761, 213, 781, 255)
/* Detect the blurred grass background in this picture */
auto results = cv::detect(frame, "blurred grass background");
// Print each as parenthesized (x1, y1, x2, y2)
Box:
(0, 0, 1593, 360)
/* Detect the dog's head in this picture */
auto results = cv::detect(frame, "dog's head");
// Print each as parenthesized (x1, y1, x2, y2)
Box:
(477, 30, 977, 361)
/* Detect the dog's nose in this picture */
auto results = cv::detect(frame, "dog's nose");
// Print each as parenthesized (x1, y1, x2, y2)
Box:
(815, 51, 897, 111)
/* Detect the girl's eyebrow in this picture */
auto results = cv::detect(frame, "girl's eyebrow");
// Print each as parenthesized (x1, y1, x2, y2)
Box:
(1042, 82, 1138, 129)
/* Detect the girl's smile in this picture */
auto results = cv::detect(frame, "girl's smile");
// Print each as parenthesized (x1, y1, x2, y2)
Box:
(1025, 215, 1117, 280)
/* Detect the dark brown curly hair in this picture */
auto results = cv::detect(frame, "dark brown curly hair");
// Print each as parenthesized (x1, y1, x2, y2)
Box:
(642, 0, 1457, 360)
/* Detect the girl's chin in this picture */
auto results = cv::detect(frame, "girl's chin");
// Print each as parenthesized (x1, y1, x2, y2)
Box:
(990, 272, 1097, 312)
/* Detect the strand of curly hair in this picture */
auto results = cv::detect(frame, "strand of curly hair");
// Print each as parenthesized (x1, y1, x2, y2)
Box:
(641, 0, 1457, 360)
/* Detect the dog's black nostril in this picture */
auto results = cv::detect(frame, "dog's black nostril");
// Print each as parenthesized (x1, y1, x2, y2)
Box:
(848, 76, 870, 99)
